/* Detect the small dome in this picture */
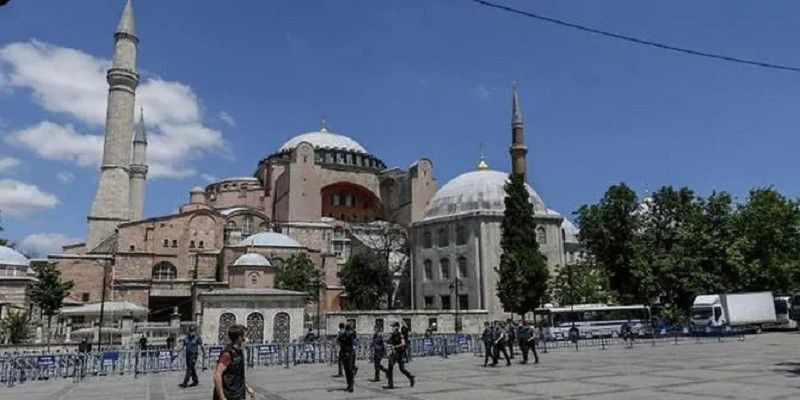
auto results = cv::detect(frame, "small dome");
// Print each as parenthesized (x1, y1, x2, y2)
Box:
(424, 170, 546, 220)
(0, 245, 29, 267)
(233, 253, 271, 267)
(279, 127, 367, 154)
(561, 218, 580, 244)
(238, 232, 303, 248)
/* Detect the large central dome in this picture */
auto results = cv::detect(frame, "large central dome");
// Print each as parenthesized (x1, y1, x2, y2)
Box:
(424, 169, 546, 220)
(279, 127, 367, 154)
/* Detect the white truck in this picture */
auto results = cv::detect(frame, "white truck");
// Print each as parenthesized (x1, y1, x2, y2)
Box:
(690, 292, 777, 333)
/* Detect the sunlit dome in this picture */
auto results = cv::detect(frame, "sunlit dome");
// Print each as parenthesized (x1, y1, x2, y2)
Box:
(278, 126, 367, 154)
(0, 245, 29, 267)
(238, 232, 303, 248)
(233, 253, 271, 267)
(424, 169, 546, 220)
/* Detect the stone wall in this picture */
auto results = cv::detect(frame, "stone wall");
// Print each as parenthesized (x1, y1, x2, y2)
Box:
(50, 255, 113, 304)
(200, 298, 305, 344)
(325, 309, 489, 335)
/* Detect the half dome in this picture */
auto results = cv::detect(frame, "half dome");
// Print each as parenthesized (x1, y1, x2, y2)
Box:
(233, 253, 271, 267)
(424, 169, 546, 220)
(238, 232, 303, 248)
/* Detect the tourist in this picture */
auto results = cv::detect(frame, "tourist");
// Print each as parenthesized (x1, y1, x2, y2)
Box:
(213, 324, 255, 400)
(385, 322, 415, 389)
(178, 326, 204, 388)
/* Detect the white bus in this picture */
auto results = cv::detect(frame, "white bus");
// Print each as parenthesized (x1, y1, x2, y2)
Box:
(533, 304, 651, 340)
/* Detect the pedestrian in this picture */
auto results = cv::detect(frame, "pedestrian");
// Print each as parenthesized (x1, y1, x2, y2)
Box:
(518, 321, 539, 364)
(481, 322, 493, 367)
(166, 333, 176, 350)
(303, 328, 317, 363)
(78, 338, 91, 353)
(332, 322, 344, 377)
(178, 326, 205, 388)
(338, 323, 357, 392)
(491, 321, 510, 367)
(385, 322, 415, 389)
(400, 321, 411, 363)
(369, 324, 389, 383)
(139, 334, 148, 352)
(213, 324, 256, 400)
(621, 319, 634, 347)
(506, 320, 516, 359)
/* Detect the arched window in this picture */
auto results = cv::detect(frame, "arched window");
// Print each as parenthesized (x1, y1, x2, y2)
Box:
(537, 227, 547, 244)
(152, 262, 177, 281)
(457, 256, 468, 278)
(422, 231, 432, 248)
(246, 312, 264, 344)
(258, 221, 270, 232)
(437, 228, 449, 247)
(243, 216, 253, 235)
(273, 312, 291, 343)
(218, 312, 236, 345)
(456, 226, 467, 245)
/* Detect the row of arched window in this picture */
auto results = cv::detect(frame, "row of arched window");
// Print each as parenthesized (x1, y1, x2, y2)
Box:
(421, 225, 548, 248)
(218, 312, 290, 344)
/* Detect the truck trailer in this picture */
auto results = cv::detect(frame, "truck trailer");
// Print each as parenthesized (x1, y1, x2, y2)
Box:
(690, 292, 777, 333)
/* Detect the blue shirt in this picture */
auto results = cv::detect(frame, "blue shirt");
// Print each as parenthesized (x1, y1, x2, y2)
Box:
(183, 334, 203, 354)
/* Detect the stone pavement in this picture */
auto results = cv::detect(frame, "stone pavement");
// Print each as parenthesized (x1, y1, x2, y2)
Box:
(5, 332, 800, 400)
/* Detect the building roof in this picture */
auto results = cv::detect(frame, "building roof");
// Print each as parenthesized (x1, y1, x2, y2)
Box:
(237, 232, 304, 248)
(424, 169, 546, 220)
(278, 127, 367, 154)
(0, 245, 29, 268)
(60, 301, 148, 317)
(199, 288, 307, 297)
(561, 217, 580, 244)
(233, 253, 271, 267)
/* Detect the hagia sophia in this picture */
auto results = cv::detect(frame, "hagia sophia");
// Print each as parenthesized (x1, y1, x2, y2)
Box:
(0, 1, 583, 343)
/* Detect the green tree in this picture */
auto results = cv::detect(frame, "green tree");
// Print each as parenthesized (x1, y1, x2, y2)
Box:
(28, 262, 74, 349)
(338, 252, 393, 310)
(0, 310, 33, 345)
(548, 260, 616, 305)
(496, 173, 549, 317)
(576, 183, 641, 303)
(274, 254, 322, 303)
(680, 191, 735, 295)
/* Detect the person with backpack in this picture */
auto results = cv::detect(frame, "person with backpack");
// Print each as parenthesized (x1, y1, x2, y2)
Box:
(178, 326, 205, 388)
(213, 324, 255, 400)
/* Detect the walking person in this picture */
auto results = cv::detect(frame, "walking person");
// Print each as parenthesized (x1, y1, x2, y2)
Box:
(400, 321, 412, 363)
(481, 322, 493, 367)
(213, 324, 256, 400)
(491, 321, 510, 367)
(369, 324, 389, 383)
(506, 320, 516, 359)
(337, 324, 357, 392)
(178, 326, 205, 388)
(332, 323, 344, 377)
(518, 321, 539, 364)
(385, 322, 415, 389)
(621, 319, 634, 347)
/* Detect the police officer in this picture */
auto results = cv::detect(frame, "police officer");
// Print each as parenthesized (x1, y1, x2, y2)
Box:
(333, 322, 345, 377)
(385, 322, 415, 389)
(337, 324, 357, 392)
(481, 322, 493, 367)
(491, 321, 510, 366)
(369, 325, 389, 382)
(506, 320, 516, 359)
(518, 321, 539, 364)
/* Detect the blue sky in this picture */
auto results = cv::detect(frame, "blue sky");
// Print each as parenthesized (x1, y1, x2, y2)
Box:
(1, 0, 800, 254)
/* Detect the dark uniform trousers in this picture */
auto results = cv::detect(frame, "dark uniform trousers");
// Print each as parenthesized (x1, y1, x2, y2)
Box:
(492, 341, 510, 365)
(483, 342, 493, 366)
(373, 352, 388, 381)
(519, 338, 539, 363)
(387, 350, 413, 387)
(340, 350, 356, 389)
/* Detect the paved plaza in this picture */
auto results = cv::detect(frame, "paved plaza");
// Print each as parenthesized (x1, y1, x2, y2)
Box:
(6, 332, 800, 400)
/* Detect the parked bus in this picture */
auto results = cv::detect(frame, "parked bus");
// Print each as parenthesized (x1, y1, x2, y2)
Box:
(533, 304, 650, 340)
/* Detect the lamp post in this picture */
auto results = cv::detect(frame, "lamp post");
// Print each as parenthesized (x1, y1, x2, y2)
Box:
(449, 277, 464, 333)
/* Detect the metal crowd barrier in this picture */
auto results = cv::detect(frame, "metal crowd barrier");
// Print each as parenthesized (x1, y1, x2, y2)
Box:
(0, 334, 478, 387)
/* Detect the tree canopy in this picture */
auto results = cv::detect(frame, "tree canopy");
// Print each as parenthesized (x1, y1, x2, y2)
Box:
(496, 173, 549, 317)
(274, 254, 322, 303)
(338, 252, 393, 310)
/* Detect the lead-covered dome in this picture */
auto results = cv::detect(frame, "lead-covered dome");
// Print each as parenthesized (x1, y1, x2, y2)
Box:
(238, 232, 303, 248)
(0, 245, 29, 267)
(233, 253, 271, 267)
(424, 169, 546, 220)
(279, 127, 367, 154)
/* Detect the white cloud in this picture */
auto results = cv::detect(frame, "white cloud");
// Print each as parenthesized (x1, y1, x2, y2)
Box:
(0, 40, 227, 179)
(201, 173, 218, 183)
(18, 232, 79, 257)
(0, 156, 21, 173)
(56, 171, 75, 183)
(218, 111, 235, 127)
(474, 84, 491, 100)
(0, 179, 59, 217)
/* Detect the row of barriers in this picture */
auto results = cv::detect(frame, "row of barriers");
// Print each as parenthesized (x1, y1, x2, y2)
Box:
(1, 329, 745, 387)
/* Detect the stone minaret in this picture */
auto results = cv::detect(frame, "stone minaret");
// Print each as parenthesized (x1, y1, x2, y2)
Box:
(509, 83, 528, 182)
(86, 0, 139, 250)
(129, 108, 148, 222)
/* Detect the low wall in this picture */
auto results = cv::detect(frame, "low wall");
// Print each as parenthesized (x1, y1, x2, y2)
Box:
(325, 309, 489, 335)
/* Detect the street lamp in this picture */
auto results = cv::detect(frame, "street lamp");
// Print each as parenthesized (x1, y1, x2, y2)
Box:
(448, 277, 464, 333)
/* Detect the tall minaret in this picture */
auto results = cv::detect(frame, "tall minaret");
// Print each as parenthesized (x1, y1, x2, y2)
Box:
(509, 83, 528, 182)
(129, 108, 148, 222)
(86, 0, 139, 250)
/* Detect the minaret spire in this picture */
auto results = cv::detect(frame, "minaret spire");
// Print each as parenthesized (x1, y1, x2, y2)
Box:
(129, 107, 148, 222)
(509, 82, 528, 182)
(86, 0, 140, 249)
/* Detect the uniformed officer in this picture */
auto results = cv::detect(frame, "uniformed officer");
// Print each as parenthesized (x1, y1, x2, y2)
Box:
(370, 325, 389, 382)
(337, 324, 357, 392)
(385, 322, 415, 389)
(518, 321, 539, 364)
(506, 320, 517, 359)
(333, 322, 345, 377)
(481, 321, 494, 367)
(491, 321, 511, 366)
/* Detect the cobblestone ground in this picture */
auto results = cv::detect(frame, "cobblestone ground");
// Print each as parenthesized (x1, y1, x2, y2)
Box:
(5, 332, 800, 400)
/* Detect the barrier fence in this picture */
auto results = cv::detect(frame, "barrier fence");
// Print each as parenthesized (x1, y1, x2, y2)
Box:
(0, 329, 745, 387)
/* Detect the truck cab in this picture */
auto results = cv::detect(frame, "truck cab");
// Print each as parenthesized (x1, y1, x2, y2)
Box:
(691, 295, 726, 327)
